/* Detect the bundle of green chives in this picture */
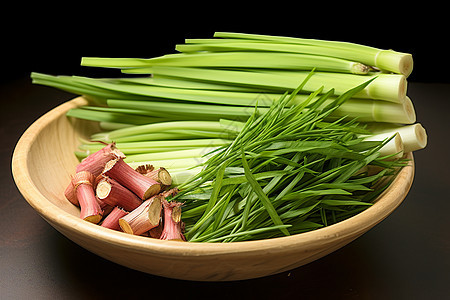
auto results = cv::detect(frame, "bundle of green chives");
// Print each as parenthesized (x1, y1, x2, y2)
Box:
(30, 32, 427, 241)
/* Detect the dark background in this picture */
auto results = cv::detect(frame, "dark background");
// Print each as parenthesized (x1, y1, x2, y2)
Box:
(2, 5, 448, 84)
(2, 5, 449, 299)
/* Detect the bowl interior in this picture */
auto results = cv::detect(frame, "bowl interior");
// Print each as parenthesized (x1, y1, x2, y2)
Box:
(20, 98, 100, 218)
(12, 96, 415, 281)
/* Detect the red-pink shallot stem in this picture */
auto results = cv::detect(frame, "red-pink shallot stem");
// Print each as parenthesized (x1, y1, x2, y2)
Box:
(64, 143, 124, 206)
(103, 158, 161, 200)
(161, 187, 180, 198)
(96, 175, 142, 211)
(72, 171, 103, 224)
(160, 200, 185, 241)
(64, 181, 79, 206)
(101, 206, 129, 231)
(77, 142, 125, 177)
(119, 195, 162, 236)
(149, 224, 163, 239)
(136, 165, 172, 187)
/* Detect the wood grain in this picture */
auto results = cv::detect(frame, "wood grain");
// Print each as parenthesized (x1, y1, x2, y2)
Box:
(11, 96, 415, 281)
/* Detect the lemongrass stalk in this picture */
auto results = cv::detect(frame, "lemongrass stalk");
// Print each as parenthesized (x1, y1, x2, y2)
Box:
(33, 72, 406, 107)
(365, 123, 428, 152)
(78, 139, 231, 154)
(150, 66, 406, 103)
(31, 72, 145, 104)
(106, 99, 271, 120)
(325, 96, 416, 124)
(126, 156, 208, 170)
(65, 75, 276, 106)
(119, 75, 267, 92)
(66, 107, 169, 125)
(83, 52, 371, 75)
(99, 120, 233, 140)
(105, 130, 231, 143)
(124, 147, 219, 163)
(363, 133, 404, 158)
(99, 121, 133, 131)
(81, 105, 174, 119)
(105, 94, 415, 126)
(212, 32, 413, 76)
(106, 94, 415, 125)
(81, 57, 152, 68)
(184, 38, 262, 44)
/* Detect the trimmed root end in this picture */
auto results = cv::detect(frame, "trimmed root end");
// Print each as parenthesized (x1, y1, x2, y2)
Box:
(398, 75, 408, 103)
(172, 206, 182, 223)
(402, 97, 417, 124)
(103, 158, 119, 174)
(399, 54, 414, 77)
(84, 214, 103, 224)
(158, 168, 172, 186)
(96, 179, 112, 199)
(147, 196, 163, 226)
(414, 124, 428, 150)
(144, 183, 162, 200)
(375, 50, 413, 77)
(352, 63, 371, 75)
(119, 219, 133, 234)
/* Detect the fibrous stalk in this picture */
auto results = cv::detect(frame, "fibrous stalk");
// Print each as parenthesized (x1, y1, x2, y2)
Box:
(64, 181, 78, 206)
(102, 158, 161, 200)
(71, 171, 103, 223)
(366, 123, 427, 153)
(96, 175, 143, 211)
(135, 165, 172, 187)
(76, 142, 125, 177)
(119, 195, 163, 235)
(101, 206, 128, 231)
(160, 199, 186, 241)
(364, 132, 404, 159)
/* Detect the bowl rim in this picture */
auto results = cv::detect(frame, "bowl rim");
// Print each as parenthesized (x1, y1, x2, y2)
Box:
(12, 96, 415, 256)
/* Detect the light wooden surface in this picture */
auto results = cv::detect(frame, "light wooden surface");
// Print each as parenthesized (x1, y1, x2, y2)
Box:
(11, 96, 415, 281)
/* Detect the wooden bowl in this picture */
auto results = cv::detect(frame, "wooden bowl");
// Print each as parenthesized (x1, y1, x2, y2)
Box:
(12, 97, 415, 281)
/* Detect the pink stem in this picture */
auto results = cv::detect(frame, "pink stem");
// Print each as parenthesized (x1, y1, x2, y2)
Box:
(72, 171, 103, 224)
(103, 158, 161, 200)
(96, 175, 142, 211)
(76, 143, 125, 177)
(64, 181, 78, 206)
(160, 200, 185, 241)
(101, 207, 128, 231)
(119, 195, 162, 236)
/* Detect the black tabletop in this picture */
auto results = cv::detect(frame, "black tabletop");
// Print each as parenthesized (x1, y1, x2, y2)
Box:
(2, 10, 450, 297)
(2, 72, 449, 299)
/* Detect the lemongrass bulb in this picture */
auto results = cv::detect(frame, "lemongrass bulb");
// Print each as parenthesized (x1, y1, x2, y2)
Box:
(372, 96, 416, 124)
(366, 123, 427, 153)
(364, 132, 404, 159)
(366, 74, 407, 104)
(374, 50, 414, 77)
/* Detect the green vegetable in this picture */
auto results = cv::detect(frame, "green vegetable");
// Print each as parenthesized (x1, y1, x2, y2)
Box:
(208, 32, 413, 76)
(172, 75, 407, 242)
(81, 51, 371, 74)
(29, 31, 425, 242)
